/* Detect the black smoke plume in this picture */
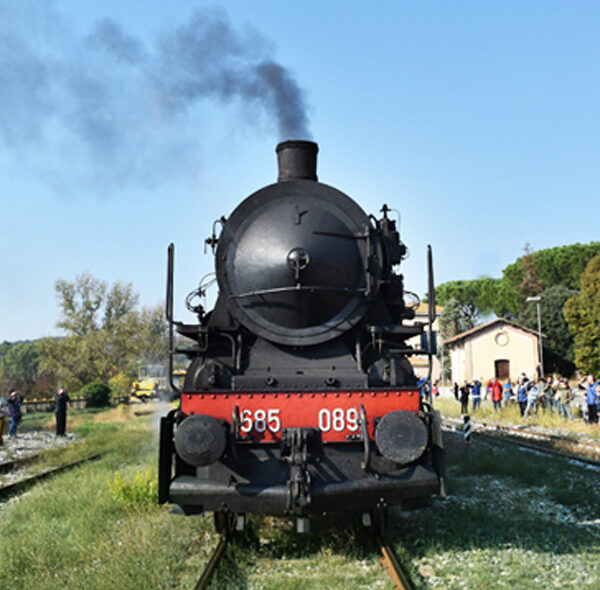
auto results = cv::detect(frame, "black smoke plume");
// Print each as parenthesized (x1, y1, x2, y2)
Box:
(0, 4, 311, 190)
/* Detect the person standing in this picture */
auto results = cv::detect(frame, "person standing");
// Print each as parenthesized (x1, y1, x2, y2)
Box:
(543, 376, 556, 414)
(523, 379, 540, 419)
(55, 387, 70, 436)
(556, 378, 573, 420)
(503, 380, 514, 405)
(517, 376, 529, 417)
(0, 393, 6, 445)
(563, 381, 575, 420)
(7, 390, 23, 438)
(488, 378, 503, 413)
(579, 375, 598, 424)
(459, 380, 470, 414)
(471, 378, 482, 412)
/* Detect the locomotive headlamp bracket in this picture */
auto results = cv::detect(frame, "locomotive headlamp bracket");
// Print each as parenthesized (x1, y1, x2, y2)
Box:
(287, 247, 311, 281)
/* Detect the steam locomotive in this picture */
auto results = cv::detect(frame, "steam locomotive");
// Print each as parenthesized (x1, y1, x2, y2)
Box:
(158, 141, 445, 531)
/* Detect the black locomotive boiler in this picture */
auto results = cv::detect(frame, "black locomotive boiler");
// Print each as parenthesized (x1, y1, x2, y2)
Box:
(159, 140, 445, 530)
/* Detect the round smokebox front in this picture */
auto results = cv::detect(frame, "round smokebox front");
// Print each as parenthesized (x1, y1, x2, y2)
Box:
(216, 180, 376, 346)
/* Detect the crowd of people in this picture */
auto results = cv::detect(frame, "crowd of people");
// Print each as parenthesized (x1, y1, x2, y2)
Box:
(453, 374, 600, 423)
(0, 387, 71, 444)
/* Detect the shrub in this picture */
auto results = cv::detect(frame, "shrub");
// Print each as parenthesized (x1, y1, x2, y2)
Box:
(109, 372, 132, 402)
(79, 381, 111, 407)
(107, 469, 158, 510)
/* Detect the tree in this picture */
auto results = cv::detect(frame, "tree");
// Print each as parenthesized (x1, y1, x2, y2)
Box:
(79, 382, 112, 407)
(564, 255, 600, 375)
(55, 273, 107, 336)
(39, 332, 110, 389)
(436, 298, 477, 383)
(132, 303, 169, 365)
(502, 242, 600, 313)
(520, 243, 546, 297)
(0, 341, 40, 394)
(438, 298, 476, 340)
(435, 279, 496, 326)
(518, 285, 578, 376)
(39, 272, 154, 390)
(436, 241, 600, 320)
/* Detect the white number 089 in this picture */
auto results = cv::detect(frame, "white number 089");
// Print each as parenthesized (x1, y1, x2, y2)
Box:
(318, 408, 360, 432)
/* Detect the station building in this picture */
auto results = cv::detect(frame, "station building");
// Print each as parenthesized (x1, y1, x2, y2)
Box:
(443, 318, 541, 383)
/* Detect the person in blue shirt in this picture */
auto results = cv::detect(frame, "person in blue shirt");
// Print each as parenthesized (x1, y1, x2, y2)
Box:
(579, 375, 598, 423)
(523, 379, 540, 419)
(7, 390, 23, 438)
(417, 377, 428, 399)
(516, 375, 529, 417)
(471, 378, 482, 411)
(503, 380, 514, 405)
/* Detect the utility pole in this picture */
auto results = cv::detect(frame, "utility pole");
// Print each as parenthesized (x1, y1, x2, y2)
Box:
(526, 296, 543, 378)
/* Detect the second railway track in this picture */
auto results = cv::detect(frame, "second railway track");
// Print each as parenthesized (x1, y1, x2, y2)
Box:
(0, 453, 104, 497)
(443, 416, 600, 468)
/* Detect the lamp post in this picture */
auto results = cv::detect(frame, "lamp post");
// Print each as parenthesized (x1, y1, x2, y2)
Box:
(526, 295, 543, 378)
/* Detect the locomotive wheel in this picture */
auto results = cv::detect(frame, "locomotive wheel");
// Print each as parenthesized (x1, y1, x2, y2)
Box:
(213, 511, 235, 536)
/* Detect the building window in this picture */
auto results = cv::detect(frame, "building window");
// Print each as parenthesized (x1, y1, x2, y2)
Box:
(495, 332, 509, 347)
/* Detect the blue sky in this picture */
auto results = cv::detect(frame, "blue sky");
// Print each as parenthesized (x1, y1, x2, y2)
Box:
(1, 1, 599, 342)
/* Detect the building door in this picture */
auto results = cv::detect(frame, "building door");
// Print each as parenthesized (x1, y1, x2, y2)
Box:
(495, 359, 510, 380)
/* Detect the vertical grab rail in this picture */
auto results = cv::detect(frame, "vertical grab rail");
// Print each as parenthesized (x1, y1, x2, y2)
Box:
(427, 245, 436, 406)
(166, 243, 181, 397)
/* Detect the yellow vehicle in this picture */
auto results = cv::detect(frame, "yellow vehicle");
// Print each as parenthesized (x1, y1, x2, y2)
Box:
(132, 365, 185, 402)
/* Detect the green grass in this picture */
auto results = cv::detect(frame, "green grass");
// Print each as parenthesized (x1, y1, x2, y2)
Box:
(16, 410, 55, 431)
(396, 435, 600, 589)
(1, 408, 600, 589)
(1, 412, 218, 590)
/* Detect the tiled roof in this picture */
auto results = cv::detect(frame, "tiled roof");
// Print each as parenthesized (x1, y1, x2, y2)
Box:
(443, 318, 539, 346)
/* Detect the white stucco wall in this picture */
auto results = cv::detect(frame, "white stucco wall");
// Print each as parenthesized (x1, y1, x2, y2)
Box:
(448, 323, 539, 383)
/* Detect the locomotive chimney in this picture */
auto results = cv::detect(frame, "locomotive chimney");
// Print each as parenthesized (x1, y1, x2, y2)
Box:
(276, 140, 318, 182)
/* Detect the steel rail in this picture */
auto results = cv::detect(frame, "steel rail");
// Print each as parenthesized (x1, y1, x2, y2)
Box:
(0, 453, 104, 496)
(445, 415, 600, 452)
(193, 534, 228, 590)
(476, 431, 600, 468)
(377, 536, 415, 590)
(0, 453, 42, 474)
(188, 520, 418, 589)
(442, 418, 600, 468)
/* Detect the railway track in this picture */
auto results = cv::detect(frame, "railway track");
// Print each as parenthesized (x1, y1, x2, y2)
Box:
(443, 416, 600, 468)
(193, 534, 229, 590)
(0, 453, 104, 497)
(0, 452, 42, 474)
(192, 525, 415, 590)
(377, 535, 416, 589)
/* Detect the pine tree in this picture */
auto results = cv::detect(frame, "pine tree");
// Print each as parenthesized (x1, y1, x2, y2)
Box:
(564, 255, 600, 375)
